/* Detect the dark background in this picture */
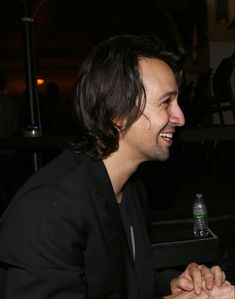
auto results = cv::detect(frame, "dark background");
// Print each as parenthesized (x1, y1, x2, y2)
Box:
(0, 0, 235, 286)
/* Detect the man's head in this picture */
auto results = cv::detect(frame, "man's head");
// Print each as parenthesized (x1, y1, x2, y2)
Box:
(73, 34, 184, 159)
(118, 57, 185, 163)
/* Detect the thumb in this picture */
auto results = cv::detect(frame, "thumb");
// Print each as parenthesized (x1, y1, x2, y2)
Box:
(171, 277, 194, 294)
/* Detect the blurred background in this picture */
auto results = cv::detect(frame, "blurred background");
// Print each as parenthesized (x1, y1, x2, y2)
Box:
(0, 0, 234, 97)
(0, 0, 235, 284)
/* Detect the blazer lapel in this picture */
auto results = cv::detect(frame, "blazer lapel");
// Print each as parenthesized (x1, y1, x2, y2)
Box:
(84, 156, 134, 266)
(126, 181, 155, 299)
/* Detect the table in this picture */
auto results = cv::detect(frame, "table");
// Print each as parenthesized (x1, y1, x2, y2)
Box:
(150, 220, 220, 269)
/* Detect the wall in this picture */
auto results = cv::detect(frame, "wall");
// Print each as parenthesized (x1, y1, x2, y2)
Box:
(207, 0, 235, 71)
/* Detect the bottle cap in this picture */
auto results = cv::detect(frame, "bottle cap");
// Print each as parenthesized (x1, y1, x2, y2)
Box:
(196, 193, 203, 199)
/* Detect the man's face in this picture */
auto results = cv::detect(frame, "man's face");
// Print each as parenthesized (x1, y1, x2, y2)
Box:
(119, 58, 185, 164)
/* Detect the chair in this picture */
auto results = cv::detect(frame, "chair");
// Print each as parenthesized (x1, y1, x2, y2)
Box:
(179, 53, 235, 189)
(212, 51, 235, 124)
(188, 52, 235, 126)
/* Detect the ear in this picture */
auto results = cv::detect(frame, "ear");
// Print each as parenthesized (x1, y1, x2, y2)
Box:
(112, 116, 126, 131)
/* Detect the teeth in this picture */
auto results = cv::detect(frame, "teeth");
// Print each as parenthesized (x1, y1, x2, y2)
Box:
(160, 132, 173, 139)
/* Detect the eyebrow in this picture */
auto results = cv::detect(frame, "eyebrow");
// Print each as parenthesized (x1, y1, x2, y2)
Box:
(158, 90, 178, 100)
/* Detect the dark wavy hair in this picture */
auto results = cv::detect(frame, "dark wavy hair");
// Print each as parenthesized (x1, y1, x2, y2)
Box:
(72, 34, 182, 159)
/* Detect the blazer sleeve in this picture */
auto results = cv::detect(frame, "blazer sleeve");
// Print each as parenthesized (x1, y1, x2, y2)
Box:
(0, 185, 88, 299)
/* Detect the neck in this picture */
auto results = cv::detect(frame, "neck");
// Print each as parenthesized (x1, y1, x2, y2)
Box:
(103, 150, 139, 203)
(116, 192, 123, 204)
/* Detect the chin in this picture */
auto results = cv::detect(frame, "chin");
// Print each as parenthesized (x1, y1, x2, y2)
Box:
(149, 152, 169, 162)
(159, 156, 169, 162)
(156, 151, 170, 162)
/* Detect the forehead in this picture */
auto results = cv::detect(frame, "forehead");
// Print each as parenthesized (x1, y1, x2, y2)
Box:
(138, 58, 177, 92)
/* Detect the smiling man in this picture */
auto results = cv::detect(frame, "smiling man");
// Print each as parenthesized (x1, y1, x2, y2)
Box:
(118, 58, 184, 162)
(0, 35, 228, 299)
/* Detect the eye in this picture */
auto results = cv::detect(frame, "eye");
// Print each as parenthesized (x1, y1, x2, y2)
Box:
(161, 98, 171, 107)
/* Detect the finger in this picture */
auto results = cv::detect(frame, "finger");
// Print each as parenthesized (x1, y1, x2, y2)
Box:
(185, 262, 202, 279)
(210, 265, 226, 286)
(193, 290, 209, 299)
(182, 289, 209, 299)
(200, 265, 226, 289)
(170, 277, 194, 294)
(223, 280, 231, 286)
(186, 263, 203, 295)
(199, 264, 215, 290)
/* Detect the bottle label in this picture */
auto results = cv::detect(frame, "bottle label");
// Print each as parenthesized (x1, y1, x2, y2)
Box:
(193, 211, 207, 217)
(23, 125, 40, 138)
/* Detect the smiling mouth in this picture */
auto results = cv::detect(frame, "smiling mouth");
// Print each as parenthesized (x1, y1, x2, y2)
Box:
(160, 132, 173, 141)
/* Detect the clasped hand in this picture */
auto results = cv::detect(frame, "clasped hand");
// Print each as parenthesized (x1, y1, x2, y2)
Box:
(163, 262, 234, 299)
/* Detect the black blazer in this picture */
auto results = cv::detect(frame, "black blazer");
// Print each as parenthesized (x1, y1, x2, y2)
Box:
(0, 149, 157, 299)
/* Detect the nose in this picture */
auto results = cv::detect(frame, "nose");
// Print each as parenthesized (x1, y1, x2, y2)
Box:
(169, 103, 185, 127)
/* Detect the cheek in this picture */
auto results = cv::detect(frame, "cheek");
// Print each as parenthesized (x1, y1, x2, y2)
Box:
(138, 106, 169, 134)
(150, 110, 169, 130)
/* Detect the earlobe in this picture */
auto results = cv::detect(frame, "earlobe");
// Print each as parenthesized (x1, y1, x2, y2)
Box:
(112, 116, 126, 131)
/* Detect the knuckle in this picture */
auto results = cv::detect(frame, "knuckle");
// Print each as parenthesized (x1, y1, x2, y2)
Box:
(211, 265, 221, 271)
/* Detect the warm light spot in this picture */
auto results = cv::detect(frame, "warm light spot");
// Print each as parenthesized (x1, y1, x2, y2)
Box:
(37, 77, 45, 85)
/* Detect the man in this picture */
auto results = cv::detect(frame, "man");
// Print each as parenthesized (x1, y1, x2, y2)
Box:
(0, 35, 230, 298)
